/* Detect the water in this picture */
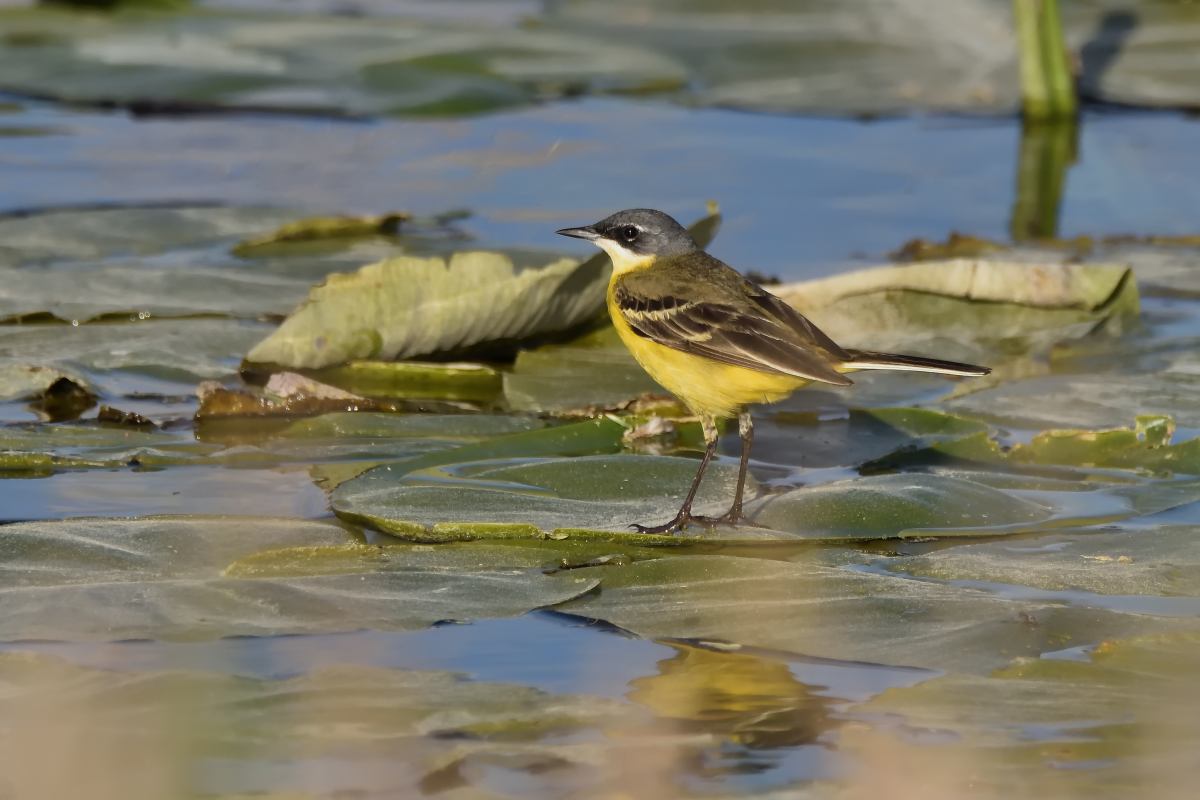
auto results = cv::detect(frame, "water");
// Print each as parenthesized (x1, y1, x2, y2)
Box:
(5, 98, 1200, 278)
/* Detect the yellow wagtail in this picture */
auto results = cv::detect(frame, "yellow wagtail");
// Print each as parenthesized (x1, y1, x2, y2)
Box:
(557, 208, 991, 534)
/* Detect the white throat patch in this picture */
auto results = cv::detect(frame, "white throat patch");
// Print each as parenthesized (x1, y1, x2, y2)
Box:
(594, 238, 652, 274)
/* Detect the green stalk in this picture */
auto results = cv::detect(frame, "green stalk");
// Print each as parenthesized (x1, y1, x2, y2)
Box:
(1013, 0, 1077, 119)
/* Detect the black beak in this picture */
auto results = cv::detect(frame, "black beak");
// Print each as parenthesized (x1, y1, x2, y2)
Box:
(556, 225, 600, 241)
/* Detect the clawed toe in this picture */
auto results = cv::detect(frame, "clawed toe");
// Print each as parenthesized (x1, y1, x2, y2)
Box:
(629, 514, 691, 535)
(630, 507, 747, 535)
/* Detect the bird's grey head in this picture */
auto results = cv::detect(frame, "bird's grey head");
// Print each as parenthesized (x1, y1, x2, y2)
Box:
(556, 209, 698, 269)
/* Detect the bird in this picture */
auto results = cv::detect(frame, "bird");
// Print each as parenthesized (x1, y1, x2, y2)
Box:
(556, 208, 991, 535)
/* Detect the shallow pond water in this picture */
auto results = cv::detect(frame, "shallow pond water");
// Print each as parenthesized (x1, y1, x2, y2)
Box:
(2, 2, 1200, 798)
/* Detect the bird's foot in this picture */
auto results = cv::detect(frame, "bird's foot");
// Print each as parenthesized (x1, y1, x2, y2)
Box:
(629, 511, 696, 535)
(691, 506, 744, 527)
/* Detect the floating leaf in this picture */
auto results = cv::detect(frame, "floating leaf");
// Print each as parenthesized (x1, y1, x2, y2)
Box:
(553, 554, 1190, 674)
(748, 473, 1056, 539)
(231, 211, 409, 255)
(953, 415, 1200, 475)
(245, 251, 607, 369)
(776, 259, 1137, 355)
(333, 453, 756, 543)
(0, 319, 271, 408)
(946, 371, 1200, 430)
(0, 516, 599, 641)
(890, 523, 1200, 601)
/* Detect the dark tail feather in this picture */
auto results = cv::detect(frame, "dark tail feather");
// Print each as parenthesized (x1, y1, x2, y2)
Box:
(842, 349, 991, 377)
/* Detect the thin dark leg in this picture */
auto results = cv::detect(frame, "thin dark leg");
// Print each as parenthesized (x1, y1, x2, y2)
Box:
(725, 412, 754, 524)
(695, 412, 753, 526)
(631, 416, 719, 534)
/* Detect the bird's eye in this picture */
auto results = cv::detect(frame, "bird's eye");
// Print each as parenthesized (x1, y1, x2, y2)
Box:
(619, 225, 639, 242)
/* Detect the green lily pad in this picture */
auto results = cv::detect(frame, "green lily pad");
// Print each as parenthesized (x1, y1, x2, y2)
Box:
(0, 7, 685, 117)
(946, 372, 1200, 430)
(890, 523, 1200, 600)
(230, 211, 410, 255)
(748, 473, 1056, 539)
(0, 205, 293, 267)
(944, 415, 1200, 475)
(0, 411, 549, 474)
(333, 453, 753, 543)
(552, 554, 1193, 674)
(0, 318, 270, 395)
(0, 516, 599, 641)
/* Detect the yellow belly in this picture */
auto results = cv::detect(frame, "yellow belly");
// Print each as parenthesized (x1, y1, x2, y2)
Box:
(608, 289, 806, 420)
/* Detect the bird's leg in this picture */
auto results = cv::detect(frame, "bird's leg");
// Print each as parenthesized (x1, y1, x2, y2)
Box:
(724, 412, 754, 524)
(631, 416, 719, 535)
(694, 412, 754, 527)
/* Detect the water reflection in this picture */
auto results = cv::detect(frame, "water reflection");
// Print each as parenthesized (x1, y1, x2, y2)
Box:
(628, 641, 833, 750)
(1010, 119, 1077, 241)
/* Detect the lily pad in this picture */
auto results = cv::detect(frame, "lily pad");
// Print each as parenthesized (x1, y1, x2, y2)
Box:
(553, 554, 1193, 674)
(0, 7, 685, 117)
(946, 370, 1200, 430)
(748, 473, 1056, 539)
(0, 411, 549, 474)
(890, 523, 1200, 601)
(246, 250, 608, 369)
(777, 259, 1137, 354)
(940, 415, 1200, 476)
(0, 204, 293, 267)
(333, 453, 751, 543)
(0, 516, 599, 641)
(230, 211, 409, 255)
(0, 318, 270, 395)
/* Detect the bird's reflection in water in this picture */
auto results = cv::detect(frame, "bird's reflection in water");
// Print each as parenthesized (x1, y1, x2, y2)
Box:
(627, 641, 835, 756)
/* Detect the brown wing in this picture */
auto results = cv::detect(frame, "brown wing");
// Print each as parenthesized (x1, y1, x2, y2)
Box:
(614, 261, 852, 387)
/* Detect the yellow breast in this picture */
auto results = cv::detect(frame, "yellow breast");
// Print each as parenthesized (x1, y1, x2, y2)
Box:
(606, 279, 806, 420)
